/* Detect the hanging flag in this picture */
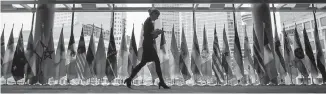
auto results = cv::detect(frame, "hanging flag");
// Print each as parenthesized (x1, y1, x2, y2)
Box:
(243, 26, 256, 81)
(118, 28, 128, 79)
(232, 11, 244, 80)
(274, 26, 287, 78)
(25, 29, 36, 82)
(3, 24, 15, 79)
(106, 26, 117, 82)
(67, 24, 78, 80)
(1, 24, 5, 69)
(221, 25, 233, 79)
(86, 25, 96, 79)
(78, 28, 92, 80)
(191, 25, 202, 78)
(312, 10, 326, 82)
(263, 24, 278, 82)
(283, 25, 299, 79)
(302, 25, 319, 78)
(253, 27, 266, 80)
(94, 26, 107, 79)
(54, 26, 66, 80)
(211, 25, 225, 83)
(179, 26, 191, 81)
(201, 25, 212, 79)
(293, 25, 309, 77)
(170, 24, 181, 79)
(128, 24, 138, 76)
(12, 25, 28, 81)
(158, 27, 170, 80)
(43, 28, 55, 81)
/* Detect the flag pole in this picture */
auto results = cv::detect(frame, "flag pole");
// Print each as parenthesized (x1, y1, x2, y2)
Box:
(192, 3, 197, 86)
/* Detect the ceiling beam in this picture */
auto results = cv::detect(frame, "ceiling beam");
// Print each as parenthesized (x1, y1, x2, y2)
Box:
(194, 4, 199, 10)
(236, 4, 243, 9)
(20, 4, 32, 10)
(63, 4, 72, 10)
(2, 0, 326, 4)
(293, 4, 310, 9)
(81, 4, 96, 9)
(276, 4, 287, 9)
(3, 7, 326, 12)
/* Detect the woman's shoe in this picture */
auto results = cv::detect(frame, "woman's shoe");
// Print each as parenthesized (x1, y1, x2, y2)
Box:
(158, 82, 170, 89)
(124, 78, 132, 89)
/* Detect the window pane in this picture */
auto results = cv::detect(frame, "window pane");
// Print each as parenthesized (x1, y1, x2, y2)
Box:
(321, 16, 326, 26)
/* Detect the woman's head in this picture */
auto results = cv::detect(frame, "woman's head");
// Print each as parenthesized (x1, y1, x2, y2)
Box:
(148, 8, 160, 21)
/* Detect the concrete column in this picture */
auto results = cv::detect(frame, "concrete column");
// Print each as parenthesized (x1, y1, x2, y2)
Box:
(252, 3, 278, 85)
(30, 2, 55, 84)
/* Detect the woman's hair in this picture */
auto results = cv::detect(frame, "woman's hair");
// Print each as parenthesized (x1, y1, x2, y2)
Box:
(148, 8, 160, 15)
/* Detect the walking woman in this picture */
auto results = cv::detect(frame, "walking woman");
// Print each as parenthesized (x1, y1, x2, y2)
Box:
(124, 8, 170, 89)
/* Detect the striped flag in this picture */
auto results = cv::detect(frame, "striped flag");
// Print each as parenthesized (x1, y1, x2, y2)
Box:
(1, 24, 5, 70)
(12, 25, 28, 81)
(86, 25, 96, 79)
(293, 25, 309, 77)
(211, 25, 225, 83)
(179, 26, 191, 81)
(191, 24, 202, 78)
(312, 10, 326, 82)
(263, 24, 278, 83)
(243, 26, 256, 81)
(232, 11, 244, 80)
(118, 28, 128, 79)
(78, 28, 92, 80)
(222, 25, 233, 79)
(201, 25, 212, 79)
(25, 28, 36, 82)
(171, 24, 180, 79)
(283, 25, 299, 79)
(43, 28, 55, 81)
(67, 25, 78, 80)
(106, 26, 117, 82)
(54, 27, 66, 80)
(94, 26, 106, 79)
(302, 25, 319, 78)
(128, 24, 137, 76)
(253, 27, 266, 80)
(2, 24, 15, 79)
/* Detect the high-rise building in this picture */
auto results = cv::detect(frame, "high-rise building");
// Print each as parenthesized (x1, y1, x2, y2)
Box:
(154, 4, 181, 50)
(52, 4, 127, 50)
(280, 12, 326, 61)
(180, 11, 244, 55)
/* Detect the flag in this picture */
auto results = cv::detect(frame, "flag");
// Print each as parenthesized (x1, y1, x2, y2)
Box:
(293, 25, 309, 77)
(159, 27, 170, 79)
(43, 28, 55, 81)
(222, 25, 233, 79)
(274, 25, 287, 78)
(201, 25, 212, 78)
(54, 27, 66, 80)
(283, 25, 299, 79)
(243, 26, 256, 81)
(78, 28, 92, 80)
(94, 26, 106, 79)
(2, 24, 15, 79)
(263, 24, 278, 82)
(253, 27, 266, 80)
(302, 25, 319, 78)
(1, 24, 5, 70)
(67, 25, 78, 80)
(179, 26, 191, 81)
(25, 29, 36, 82)
(118, 28, 128, 79)
(191, 25, 202, 78)
(128, 24, 137, 76)
(171, 24, 181, 79)
(12, 25, 28, 81)
(313, 10, 326, 82)
(211, 25, 225, 83)
(232, 11, 244, 80)
(136, 24, 145, 79)
(86, 25, 96, 79)
(106, 26, 117, 81)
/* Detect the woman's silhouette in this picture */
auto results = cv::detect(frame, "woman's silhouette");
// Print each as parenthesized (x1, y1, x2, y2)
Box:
(124, 8, 170, 89)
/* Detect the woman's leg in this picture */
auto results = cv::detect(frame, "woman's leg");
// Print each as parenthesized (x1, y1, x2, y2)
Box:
(153, 55, 164, 83)
(128, 60, 147, 79)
